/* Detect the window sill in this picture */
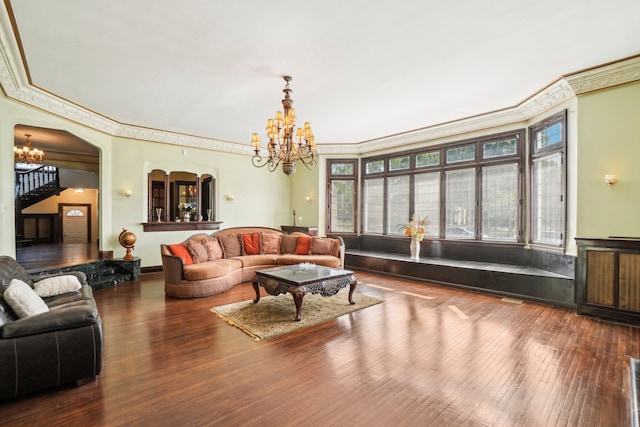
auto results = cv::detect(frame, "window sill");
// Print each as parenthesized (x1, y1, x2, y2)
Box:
(142, 221, 222, 232)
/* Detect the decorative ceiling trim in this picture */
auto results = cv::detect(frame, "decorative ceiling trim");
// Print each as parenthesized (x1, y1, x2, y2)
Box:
(563, 55, 640, 95)
(1, 6, 638, 159)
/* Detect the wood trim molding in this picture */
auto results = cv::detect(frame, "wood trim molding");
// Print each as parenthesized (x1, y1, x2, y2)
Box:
(142, 221, 222, 232)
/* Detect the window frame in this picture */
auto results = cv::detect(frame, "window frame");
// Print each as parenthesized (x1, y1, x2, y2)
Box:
(326, 159, 358, 235)
(529, 110, 567, 250)
(360, 129, 525, 243)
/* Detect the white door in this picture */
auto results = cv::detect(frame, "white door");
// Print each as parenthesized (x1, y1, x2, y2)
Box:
(62, 206, 88, 243)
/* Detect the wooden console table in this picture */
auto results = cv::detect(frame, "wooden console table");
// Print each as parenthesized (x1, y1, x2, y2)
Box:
(281, 225, 318, 236)
(576, 237, 640, 324)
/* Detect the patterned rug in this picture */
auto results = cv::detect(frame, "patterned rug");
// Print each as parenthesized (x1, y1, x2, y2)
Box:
(210, 292, 383, 341)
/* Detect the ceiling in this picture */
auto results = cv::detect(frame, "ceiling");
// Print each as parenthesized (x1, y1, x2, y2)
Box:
(7, 0, 640, 147)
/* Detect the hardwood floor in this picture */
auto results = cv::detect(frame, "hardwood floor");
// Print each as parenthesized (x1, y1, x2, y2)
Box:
(16, 242, 100, 272)
(1, 270, 638, 426)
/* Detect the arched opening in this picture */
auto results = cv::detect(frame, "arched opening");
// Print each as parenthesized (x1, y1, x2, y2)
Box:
(14, 125, 100, 270)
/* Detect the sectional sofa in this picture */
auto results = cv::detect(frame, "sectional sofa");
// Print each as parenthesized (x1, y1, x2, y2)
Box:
(161, 226, 344, 298)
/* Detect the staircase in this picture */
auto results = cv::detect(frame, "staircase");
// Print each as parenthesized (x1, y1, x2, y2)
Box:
(15, 166, 65, 245)
(15, 165, 65, 209)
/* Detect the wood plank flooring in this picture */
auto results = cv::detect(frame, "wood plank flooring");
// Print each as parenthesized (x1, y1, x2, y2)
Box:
(1, 270, 638, 426)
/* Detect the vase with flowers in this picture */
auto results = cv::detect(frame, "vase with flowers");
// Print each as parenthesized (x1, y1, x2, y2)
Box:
(399, 213, 430, 260)
(178, 202, 196, 222)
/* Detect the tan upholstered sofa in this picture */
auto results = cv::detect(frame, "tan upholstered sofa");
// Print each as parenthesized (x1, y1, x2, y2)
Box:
(161, 226, 345, 298)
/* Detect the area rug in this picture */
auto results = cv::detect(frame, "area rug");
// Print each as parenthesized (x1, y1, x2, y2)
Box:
(210, 292, 383, 341)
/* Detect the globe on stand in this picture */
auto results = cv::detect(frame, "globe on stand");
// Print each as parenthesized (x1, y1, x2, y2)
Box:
(118, 228, 137, 260)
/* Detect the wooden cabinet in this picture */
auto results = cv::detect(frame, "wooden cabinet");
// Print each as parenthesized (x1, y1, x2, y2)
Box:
(281, 226, 318, 236)
(576, 237, 640, 323)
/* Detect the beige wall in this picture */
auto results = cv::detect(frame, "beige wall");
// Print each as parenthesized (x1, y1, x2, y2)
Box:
(3, 78, 640, 266)
(0, 94, 295, 267)
(289, 162, 319, 230)
(576, 81, 640, 238)
(110, 136, 292, 265)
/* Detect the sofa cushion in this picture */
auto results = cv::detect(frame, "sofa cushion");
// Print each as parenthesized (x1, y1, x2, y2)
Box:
(3, 279, 50, 318)
(219, 234, 242, 258)
(168, 244, 193, 266)
(261, 233, 281, 254)
(183, 259, 243, 281)
(310, 237, 334, 255)
(241, 233, 261, 255)
(296, 236, 312, 255)
(232, 254, 279, 268)
(186, 239, 209, 264)
(280, 234, 298, 254)
(34, 274, 82, 297)
(202, 237, 223, 260)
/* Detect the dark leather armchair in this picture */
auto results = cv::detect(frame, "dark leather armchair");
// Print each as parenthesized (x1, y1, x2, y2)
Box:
(0, 256, 103, 400)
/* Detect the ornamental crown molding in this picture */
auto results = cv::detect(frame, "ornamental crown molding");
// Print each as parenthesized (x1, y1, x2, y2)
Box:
(563, 55, 640, 95)
(1, 5, 638, 158)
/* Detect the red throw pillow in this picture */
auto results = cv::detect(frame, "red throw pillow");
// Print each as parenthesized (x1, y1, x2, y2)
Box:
(168, 244, 193, 265)
(241, 233, 261, 255)
(295, 236, 312, 255)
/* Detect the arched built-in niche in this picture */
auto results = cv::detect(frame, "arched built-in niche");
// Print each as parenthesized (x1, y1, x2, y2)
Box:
(145, 169, 219, 231)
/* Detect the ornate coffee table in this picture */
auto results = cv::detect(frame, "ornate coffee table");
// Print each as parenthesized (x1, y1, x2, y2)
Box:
(252, 263, 357, 321)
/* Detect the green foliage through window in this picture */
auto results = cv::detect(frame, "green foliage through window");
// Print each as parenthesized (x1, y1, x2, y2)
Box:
(389, 156, 410, 171)
(365, 160, 385, 174)
(416, 152, 440, 168)
(446, 145, 475, 163)
(483, 138, 517, 159)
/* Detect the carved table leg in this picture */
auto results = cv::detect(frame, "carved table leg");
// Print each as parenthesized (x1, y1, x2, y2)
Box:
(290, 287, 305, 321)
(348, 280, 357, 305)
(252, 280, 261, 303)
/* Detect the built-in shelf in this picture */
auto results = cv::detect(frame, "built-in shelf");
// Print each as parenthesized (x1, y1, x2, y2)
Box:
(142, 221, 222, 232)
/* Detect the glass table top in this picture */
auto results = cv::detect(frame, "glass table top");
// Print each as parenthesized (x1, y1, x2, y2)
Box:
(255, 263, 354, 286)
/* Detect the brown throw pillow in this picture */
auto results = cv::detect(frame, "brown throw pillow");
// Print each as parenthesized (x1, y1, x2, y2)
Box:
(261, 233, 281, 254)
(310, 237, 334, 255)
(218, 234, 242, 258)
(202, 237, 223, 260)
(241, 233, 261, 255)
(296, 236, 312, 255)
(280, 234, 298, 254)
(186, 239, 209, 263)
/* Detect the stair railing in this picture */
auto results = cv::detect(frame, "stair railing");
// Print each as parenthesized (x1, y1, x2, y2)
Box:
(15, 165, 60, 199)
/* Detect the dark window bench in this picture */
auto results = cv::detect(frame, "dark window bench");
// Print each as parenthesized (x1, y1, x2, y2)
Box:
(344, 239, 575, 308)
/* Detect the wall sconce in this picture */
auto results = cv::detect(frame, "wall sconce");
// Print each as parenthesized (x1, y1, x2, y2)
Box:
(305, 196, 312, 203)
(604, 174, 618, 190)
(124, 190, 133, 198)
(225, 194, 234, 201)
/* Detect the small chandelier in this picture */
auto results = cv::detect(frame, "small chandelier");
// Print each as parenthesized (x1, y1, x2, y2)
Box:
(251, 76, 317, 176)
(14, 133, 44, 165)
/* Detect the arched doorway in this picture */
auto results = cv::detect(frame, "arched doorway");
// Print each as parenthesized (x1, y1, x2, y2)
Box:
(14, 125, 100, 270)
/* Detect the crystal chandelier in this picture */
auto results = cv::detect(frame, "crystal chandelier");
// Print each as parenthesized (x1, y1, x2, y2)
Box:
(14, 133, 44, 165)
(251, 76, 317, 176)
